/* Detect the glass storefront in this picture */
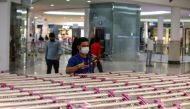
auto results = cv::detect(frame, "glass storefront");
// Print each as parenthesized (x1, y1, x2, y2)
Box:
(140, 22, 190, 56)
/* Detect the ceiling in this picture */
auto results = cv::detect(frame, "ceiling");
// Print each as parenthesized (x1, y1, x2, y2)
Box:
(32, 0, 144, 12)
(31, 0, 190, 23)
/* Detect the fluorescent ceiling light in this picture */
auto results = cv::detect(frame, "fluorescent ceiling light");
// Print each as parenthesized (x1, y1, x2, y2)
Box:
(141, 11, 170, 16)
(44, 11, 85, 15)
(66, 0, 70, 1)
(141, 19, 190, 22)
(50, 4, 54, 7)
(30, 6, 34, 9)
(87, 0, 91, 3)
(16, 10, 27, 14)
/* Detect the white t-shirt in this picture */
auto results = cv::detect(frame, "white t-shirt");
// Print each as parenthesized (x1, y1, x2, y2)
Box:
(147, 38, 154, 51)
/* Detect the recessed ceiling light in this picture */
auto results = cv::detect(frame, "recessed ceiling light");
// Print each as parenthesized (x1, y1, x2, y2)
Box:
(87, 0, 91, 3)
(30, 6, 34, 10)
(141, 11, 170, 16)
(34, 17, 38, 19)
(44, 11, 85, 16)
(66, 0, 70, 1)
(50, 4, 54, 7)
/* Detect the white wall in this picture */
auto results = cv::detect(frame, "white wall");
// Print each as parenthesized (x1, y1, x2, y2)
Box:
(0, 0, 21, 71)
(0, 1, 10, 71)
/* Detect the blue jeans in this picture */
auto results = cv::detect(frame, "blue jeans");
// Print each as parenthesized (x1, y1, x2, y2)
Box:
(146, 50, 152, 65)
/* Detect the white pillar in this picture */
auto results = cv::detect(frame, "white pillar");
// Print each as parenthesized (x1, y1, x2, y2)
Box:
(171, 7, 181, 41)
(0, 1, 11, 71)
(84, 8, 90, 38)
(168, 7, 181, 64)
(157, 16, 164, 41)
(157, 16, 164, 53)
(143, 22, 148, 44)
(42, 18, 49, 37)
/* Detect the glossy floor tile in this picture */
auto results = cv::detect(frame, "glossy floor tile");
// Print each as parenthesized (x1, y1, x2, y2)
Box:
(16, 52, 190, 76)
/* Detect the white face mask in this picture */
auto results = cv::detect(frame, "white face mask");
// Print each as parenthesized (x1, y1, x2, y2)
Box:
(80, 47, 89, 54)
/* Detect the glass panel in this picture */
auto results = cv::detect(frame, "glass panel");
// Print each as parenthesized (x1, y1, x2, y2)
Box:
(10, 3, 28, 74)
(89, 3, 113, 59)
(89, 3, 140, 71)
(112, 3, 140, 61)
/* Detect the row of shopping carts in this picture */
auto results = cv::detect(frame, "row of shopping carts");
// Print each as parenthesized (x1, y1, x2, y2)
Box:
(0, 71, 190, 109)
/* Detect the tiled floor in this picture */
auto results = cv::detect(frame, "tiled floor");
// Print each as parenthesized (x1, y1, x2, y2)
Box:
(18, 52, 190, 76)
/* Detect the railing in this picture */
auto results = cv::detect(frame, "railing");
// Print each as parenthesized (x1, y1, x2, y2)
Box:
(139, 44, 190, 63)
(139, 44, 169, 55)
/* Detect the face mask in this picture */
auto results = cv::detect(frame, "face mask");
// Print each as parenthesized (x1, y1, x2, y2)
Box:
(50, 39, 55, 42)
(80, 47, 89, 54)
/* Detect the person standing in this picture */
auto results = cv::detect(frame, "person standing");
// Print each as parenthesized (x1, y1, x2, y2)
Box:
(30, 39, 36, 53)
(146, 35, 154, 67)
(90, 37, 103, 72)
(71, 37, 79, 56)
(45, 33, 63, 74)
(66, 37, 96, 75)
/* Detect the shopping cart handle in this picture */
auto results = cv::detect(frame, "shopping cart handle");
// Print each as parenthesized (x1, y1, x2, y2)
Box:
(59, 81, 64, 86)
(108, 90, 115, 97)
(39, 94, 44, 100)
(173, 102, 181, 109)
(137, 96, 147, 105)
(80, 103, 87, 109)
(81, 85, 88, 91)
(112, 80, 117, 83)
(91, 76, 96, 80)
(154, 99, 165, 109)
(70, 83, 76, 88)
(94, 87, 100, 94)
(122, 93, 129, 101)
(51, 96, 57, 103)
(28, 90, 33, 96)
(125, 81, 128, 86)
(65, 100, 72, 109)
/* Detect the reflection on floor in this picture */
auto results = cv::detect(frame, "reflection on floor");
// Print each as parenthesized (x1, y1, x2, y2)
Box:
(139, 53, 190, 63)
(16, 53, 190, 76)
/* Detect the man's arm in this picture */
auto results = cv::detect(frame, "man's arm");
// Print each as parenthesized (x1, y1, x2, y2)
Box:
(66, 65, 80, 74)
(58, 41, 63, 55)
(66, 62, 88, 74)
(45, 42, 48, 59)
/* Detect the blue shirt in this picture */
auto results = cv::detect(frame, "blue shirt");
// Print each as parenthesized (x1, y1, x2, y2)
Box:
(67, 53, 93, 75)
(45, 40, 63, 60)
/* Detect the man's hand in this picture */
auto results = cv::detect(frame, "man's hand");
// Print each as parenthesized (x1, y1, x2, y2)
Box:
(77, 62, 88, 69)
(91, 54, 97, 63)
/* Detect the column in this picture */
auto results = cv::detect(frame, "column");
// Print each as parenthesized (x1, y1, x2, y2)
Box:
(168, 7, 181, 64)
(42, 18, 49, 37)
(156, 16, 164, 53)
(0, 1, 11, 72)
(143, 22, 148, 44)
(84, 8, 90, 38)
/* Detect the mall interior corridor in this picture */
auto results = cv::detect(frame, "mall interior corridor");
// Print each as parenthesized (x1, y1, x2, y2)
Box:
(1, 0, 190, 108)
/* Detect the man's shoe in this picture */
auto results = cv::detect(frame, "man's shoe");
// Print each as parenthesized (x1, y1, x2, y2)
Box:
(149, 65, 154, 67)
